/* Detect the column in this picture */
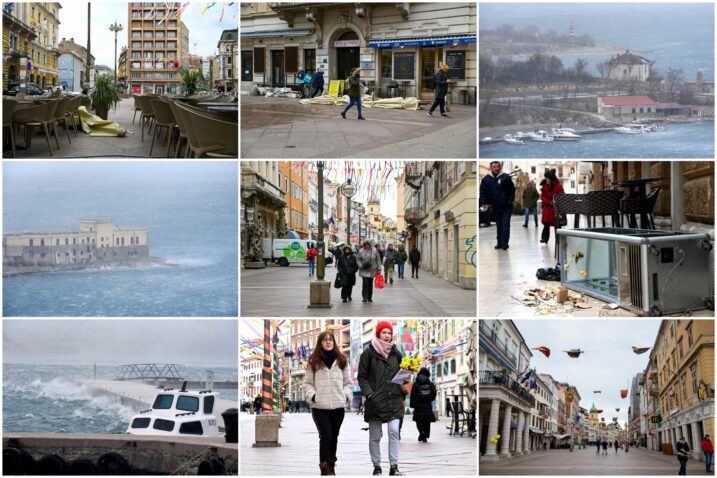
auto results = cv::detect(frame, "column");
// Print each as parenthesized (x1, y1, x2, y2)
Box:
(690, 421, 702, 462)
(483, 399, 501, 459)
(670, 161, 686, 231)
(523, 412, 531, 454)
(501, 404, 513, 457)
(515, 411, 524, 456)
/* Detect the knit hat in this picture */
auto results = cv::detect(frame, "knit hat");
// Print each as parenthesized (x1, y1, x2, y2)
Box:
(375, 321, 393, 338)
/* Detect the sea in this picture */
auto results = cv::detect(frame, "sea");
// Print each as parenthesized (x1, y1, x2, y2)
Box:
(479, 121, 715, 159)
(2, 162, 238, 317)
(3, 363, 238, 433)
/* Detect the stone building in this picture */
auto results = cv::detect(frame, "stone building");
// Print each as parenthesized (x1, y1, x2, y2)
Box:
(278, 162, 310, 239)
(597, 95, 657, 120)
(607, 49, 650, 82)
(216, 29, 237, 92)
(479, 319, 534, 460)
(528, 374, 551, 451)
(57, 37, 95, 89)
(403, 161, 476, 290)
(241, 2, 476, 103)
(3, 217, 148, 267)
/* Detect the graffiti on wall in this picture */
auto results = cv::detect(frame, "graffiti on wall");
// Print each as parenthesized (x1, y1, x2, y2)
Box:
(465, 235, 476, 268)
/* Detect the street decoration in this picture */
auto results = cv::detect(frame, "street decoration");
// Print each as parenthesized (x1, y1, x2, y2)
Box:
(565, 387, 575, 404)
(698, 381, 708, 400)
(620, 389, 628, 398)
(615, 408, 620, 412)
(564, 349, 584, 358)
(531, 346, 551, 358)
(489, 434, 501, 444)
(612, 417, 618, 422)
(632, 346, 651, 354)
(593, 390, 601, 394)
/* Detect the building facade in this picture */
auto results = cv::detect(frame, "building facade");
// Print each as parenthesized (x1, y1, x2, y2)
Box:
(57, 37, 95, 90)
(126, 2, 189, 95)
(241, 2, 476, 103)
(278, 162, 311, 239)
(3, 217, 148, 267)
(216, 28, 237, 92)
(404, 161, 476, 290)
(58, 50, 83, 92)
(607, 50, 650, 82)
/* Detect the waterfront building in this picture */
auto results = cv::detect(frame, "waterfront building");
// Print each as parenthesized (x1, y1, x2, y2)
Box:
(607, 50, 650, 82)
(597, 95, 657, 120)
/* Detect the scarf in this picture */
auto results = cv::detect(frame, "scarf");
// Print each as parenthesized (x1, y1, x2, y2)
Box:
(322, 350, 337, 370)
(371, 337, 393, 360)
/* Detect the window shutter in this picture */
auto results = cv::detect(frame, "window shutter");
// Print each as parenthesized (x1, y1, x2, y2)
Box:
(253, 47, 265, 73)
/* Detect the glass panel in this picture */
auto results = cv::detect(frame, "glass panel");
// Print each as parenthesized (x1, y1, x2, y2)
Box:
(152, 394, 174, 409)
(152, 418, 175, 431)
(131, 417, 150, 428)
(179, 421, 204, 435)
(176, 395, 200, 412)
(421, 47, 443, 94)
(563, 236, 617, 298)
(204, 396, 215, 414)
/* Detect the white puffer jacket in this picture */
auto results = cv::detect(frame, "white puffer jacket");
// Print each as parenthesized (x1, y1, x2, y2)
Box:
(303, 360, 353, 410)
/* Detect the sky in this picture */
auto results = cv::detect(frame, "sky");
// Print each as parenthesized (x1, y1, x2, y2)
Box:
(4, 319, 238, 367)
(513, 319, 662, 427)
(57, 1, 238, 69)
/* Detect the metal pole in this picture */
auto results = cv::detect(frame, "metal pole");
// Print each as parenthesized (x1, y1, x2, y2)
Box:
(358, 212, 362, 245)
(317, 162, 325, 281)
(347, 197, 351, 248)
(262, 319, 272, 413)
(86, 3, 91, 89)
(114, 30, 117, 84)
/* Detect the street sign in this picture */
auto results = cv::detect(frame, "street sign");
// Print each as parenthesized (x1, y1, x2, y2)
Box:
(342, 182, 356, 197)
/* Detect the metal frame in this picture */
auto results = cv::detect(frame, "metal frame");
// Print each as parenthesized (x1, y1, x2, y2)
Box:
(116, 363, 185, 380)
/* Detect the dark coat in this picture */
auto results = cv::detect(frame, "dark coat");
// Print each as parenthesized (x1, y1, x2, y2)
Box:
(409, 371, 436, 423)
(347, 72, 361, 98)
(337, 253, 358, 286)
(480, 173, 515, 211)
(434, 69, 448, 98)
(540, 180, 565, 226)
(409, 248, 421, 264)
(312, 71, 324, 88)
(676, 440, 690, 460)
(523, 187, 540, 209)
(358, 343, 405, 423)
(396, 249, 408, 264)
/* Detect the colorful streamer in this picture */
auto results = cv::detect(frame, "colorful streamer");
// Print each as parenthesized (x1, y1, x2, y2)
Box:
(202, 2, 216, 15)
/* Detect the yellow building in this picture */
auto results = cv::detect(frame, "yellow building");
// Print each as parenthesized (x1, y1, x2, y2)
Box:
(404, 161, 477, 289)
(3, 2, 61, 90)
(654, 320, 714, 463)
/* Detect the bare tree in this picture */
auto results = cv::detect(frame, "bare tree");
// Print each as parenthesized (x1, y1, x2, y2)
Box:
(665, 67, 684, 102)
(596, 60, 610, 94)
(574, 58, 589, 83)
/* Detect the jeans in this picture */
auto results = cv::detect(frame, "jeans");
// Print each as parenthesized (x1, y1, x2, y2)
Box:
(369, 419, 400, 466)
(342, 96, 362, 117)
(411, 263, 419, 278)
(494, 207, 512, 246)
(678, 457, 688, 475)
(362, 277, 374, 300)
(705, 452, 713, 472)
(397, 262, 405, 278)
(429, 96, 445, 114)
(311, 408, 345, 463)
(524, 207, 538, 226)
(308, 259, 315, 276)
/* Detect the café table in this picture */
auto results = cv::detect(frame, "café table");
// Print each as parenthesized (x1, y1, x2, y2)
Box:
(613, 178, 664, 229)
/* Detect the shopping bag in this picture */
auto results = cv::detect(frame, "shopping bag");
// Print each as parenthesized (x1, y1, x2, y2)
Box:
(375, 272, 385, 289)
(334, 274, 342, 289)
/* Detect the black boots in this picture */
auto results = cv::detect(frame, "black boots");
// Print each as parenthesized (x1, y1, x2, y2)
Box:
(373, 466, 382, 475)
(328, 460, 336, 476)
(389, 465, 403, 476)
(320, 462, 330, 475)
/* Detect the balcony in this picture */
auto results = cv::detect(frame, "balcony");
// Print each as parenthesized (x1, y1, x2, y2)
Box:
(479, 321, 517, 364)
(480, 371, 536, 407)
(404, 207, 425, 224)
(649, 382, 659, 397)
(241, 171, 286, 209)
(5, 46, 27, 58)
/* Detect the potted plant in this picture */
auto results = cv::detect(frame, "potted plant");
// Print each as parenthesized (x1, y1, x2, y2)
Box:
(180, 69, 203, 96)
(90, 75, 120, 120)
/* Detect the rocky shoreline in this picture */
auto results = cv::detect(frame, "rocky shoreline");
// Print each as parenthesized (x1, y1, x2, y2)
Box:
(3, 256, 174, 277)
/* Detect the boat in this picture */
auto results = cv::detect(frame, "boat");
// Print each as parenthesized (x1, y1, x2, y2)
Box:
(503, 134, 525, 145)
(648, 124, 665, 132)
(126, 381, 224, 437)
(528, 130, 554, 142)
(614, 124, 649, 134)
(551, 128, 582, 141)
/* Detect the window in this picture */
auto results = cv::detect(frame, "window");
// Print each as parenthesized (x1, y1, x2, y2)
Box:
(152, 394, 174, 409)
(29, 239, 34, 247)
(131, 417, 150, 428)
(132, 32, 141, 38)
(156, 42, 164, 49)
(56, 239, 60, 245)
(143, 31, 153, 38)
(40, 239, 45, 246)
(144, 41, 152, 48)
(640, 108, 644, 113)
(681, 373, 688, 401)
(254, 47, 265, 74)
(132, 41, 141, 48)
(678, 338, 684, 359)
(156, 32, 164, 39)
(168, 31, 176, 38)
(632, 108, 636, 114)
(65, 238, 69, 245)
(451, 359, 456, 374)
(686, 322, 693, 347)
(177, 396, 200, 412)
(73, 238, 76, 245)
(204, 396, 215, 414)
(132, 52, 141, 59)
(153, 419, 175, 432)
(179, 421, 204, 435)
(167, 41, 176, 48)
(132, 62, 141, 69)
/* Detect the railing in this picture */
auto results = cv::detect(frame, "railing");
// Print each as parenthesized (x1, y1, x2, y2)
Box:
(404, 207, 424, 223)
(241, 171, 285, 204)
(480, 371, 536, 407)
(116, 363, 186, 380)
(479, 321, 517, 364)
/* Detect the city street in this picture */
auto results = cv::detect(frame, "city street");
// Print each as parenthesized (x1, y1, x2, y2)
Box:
(240, 264, 476, 317)
(479, 446, 713, 476)
(240, 96, 476, 159)
(240, 412, 477, 475)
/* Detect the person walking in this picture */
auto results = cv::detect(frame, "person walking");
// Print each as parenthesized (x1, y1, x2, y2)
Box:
(522, 181, 540, 228)
(307, 243, 317, 277)
(337, 245, 358, 303)
(676, 436, 691, 475)
(383, 244, 397, 285)
(539, 169, 565, 245)
(613, 440, 619, 454)
(312, 69, 325, 98)
(445, 399, 451, 418)
(358, 321, 407, 476)
(304, 330, 353, 476)
(427, 63, 449, 117)
(395, 245, 407, 279)
(357, 240, 382, 303)
(702, 434, 713, 473)
(480, 161, 516, 250)
(375, 244, 385, 263)
(409, 246, 421, 279)
(410, 368, 437, 443)
(596, 439, 601, 455)
(601, 439, 608, 455)
(340, 68, 365, 120)
(254, 395, 263, 415)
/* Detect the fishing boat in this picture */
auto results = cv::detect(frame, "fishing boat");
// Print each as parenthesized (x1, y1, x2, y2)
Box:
(614, 124, 649, 134)
(551, 128, 582, 141)
(528, 130, 554, 142)
(503, 134, 525, 144)
(126, 381, 223, 437)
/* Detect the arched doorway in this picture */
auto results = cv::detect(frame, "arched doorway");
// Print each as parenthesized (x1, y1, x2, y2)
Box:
(8, 65, 17, 83)
(336, 31, 359, 81)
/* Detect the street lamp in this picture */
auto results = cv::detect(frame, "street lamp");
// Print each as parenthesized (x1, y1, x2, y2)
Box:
(109, 21, 123, 85)
(355, 203, 365, 245)
(308, 161, 332, 309)
(341, 179, 356, 247)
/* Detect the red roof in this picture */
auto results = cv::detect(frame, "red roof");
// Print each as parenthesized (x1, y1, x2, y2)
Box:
(600, 96, 656, 106)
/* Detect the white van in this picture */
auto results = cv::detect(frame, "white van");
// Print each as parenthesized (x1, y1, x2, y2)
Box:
(262, 238, 313, 266)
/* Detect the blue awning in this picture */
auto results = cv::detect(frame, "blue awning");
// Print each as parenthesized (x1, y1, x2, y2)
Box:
(479, 338, 514, 372)
(241, 28, 314, 38)
(368, 35, 476, 48)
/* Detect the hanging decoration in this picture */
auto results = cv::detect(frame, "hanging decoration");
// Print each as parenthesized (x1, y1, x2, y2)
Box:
(202, 2, 216, 15)
(531, 346, 551, 358)
(593, 390, 602, 394)
(615, 408, 620, 412)
(565, 387, 575, 404)
(489, 434, 501, 444)
(564, 349, 584, 358)
(620, 389, 628, 399)
(632, 346, 651, 354)
(612, 417, 618, 422)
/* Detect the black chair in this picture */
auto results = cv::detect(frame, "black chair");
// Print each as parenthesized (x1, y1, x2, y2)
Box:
(553, 193, 583, 229)
(580, 190, 623, 228)
(386, 81, 399, 98)
(620, 188, 660, 229)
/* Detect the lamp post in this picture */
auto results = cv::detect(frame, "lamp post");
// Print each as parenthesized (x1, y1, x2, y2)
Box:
(308, 162, 332, 309)
(356, 204, 365, 245)
(341, 179, 356, 248)
(109, 21, 123, 85)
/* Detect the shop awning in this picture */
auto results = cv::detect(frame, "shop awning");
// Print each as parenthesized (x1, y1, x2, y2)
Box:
(529, 427, 545, 434)
(368, 34, 476, 48)
(555, 434, 572, 440)
(241, 28, 314, 38)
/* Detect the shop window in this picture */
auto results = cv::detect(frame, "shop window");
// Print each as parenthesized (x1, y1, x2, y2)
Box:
(242, 51, 253, 81)
(304, 48, 316, 73)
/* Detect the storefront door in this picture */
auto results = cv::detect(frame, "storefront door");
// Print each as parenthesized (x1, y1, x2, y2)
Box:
(337, 47, 359, 81)
(420, 47, 443, 99)
(155, 85, 164, 95)
(271, 50, 284, 86)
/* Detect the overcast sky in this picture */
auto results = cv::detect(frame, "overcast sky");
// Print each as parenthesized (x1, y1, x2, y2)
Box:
(4, 320, 238, 367)
(58, 1, 238, 69)
(514, 319, 662, 427)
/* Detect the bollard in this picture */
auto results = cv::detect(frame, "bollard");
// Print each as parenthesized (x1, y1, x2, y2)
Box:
(221, 408, 238, 443)
(253, 414, 281, 447)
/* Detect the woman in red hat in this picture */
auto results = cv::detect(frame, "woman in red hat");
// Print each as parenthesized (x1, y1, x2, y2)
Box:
(358, 321, 407, 476)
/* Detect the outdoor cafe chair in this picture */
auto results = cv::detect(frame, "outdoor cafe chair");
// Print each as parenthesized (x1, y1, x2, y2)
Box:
(182, 101, 237, 123)
(51, 97, 74, 145)
(172, 101, 238, 158)
(135, 95, 157, 142)
(580, 190, 623, 228)
(149, 99, 178, 157)
(12, 100, 59, 156)
(3, 98, 17, 157)
(168, 100, 191, 158)
(65, 96, 82, 136)
(131, 95, 142, 125)
(620, 188, 660, 229)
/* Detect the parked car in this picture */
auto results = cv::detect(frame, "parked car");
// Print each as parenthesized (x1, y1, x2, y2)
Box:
(4, 82, 44, 96)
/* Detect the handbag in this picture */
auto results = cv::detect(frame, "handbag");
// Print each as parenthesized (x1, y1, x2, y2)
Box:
(556, 214, 568, 228)
(334, 274, 342, 289)
(374, 272, 385, 289)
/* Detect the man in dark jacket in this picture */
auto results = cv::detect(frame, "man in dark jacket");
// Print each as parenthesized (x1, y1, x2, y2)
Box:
(427, 64, 449, 117)
(311, 69, 325, 98)
(337, 245, 358, 302)
(522, 181, 540, 228)
(409, 246, 421, 279)
(410, 368, 437, 443)
(340, 68, 365, 120)
(480, 161, 515, 250)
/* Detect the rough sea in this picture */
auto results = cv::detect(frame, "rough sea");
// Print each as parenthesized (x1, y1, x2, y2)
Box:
(2, 162, 238, 317)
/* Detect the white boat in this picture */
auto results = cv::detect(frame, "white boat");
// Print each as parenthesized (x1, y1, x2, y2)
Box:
(551, 128, 582, 141)
(503, 134, 525, 144)
(126, 382, 224, 437)
(515, 131, 531, 140)
(614, 124, 649, 134)
(528, 130, 555, 142)
(648, 124, 665, 132)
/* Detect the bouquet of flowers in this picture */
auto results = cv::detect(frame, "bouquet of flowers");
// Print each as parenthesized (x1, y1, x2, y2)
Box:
(392, 355, 421, 384)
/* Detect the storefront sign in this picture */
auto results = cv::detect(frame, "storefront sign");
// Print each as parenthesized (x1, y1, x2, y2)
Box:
(334, 40, 360, 48)
(393, 52, 414, 80)
(328, 80, 345, 97)
(446, 50, 466, 80)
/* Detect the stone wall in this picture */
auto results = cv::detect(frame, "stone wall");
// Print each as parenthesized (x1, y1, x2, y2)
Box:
(681, 162, 715, 224)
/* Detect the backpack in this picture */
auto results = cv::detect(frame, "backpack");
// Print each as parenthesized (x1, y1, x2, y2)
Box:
(536, 264, 561, 281)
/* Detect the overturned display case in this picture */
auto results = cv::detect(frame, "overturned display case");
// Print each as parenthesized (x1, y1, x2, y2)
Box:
(557, 228, 714, 316)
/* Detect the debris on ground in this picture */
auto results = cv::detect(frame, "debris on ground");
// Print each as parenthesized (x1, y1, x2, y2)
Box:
(299, 94, 422, 110)
(602, 303, 620, 310)
(512, 286, 598, 315)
